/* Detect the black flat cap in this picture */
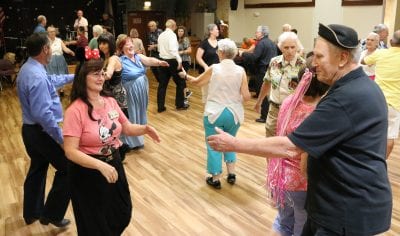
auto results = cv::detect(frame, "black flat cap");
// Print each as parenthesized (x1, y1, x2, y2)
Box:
(318, 23, 359, 49)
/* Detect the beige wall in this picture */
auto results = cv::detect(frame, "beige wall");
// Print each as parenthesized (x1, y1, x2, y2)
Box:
(385, 0, 399, 39)
(220, 0, 383, 53)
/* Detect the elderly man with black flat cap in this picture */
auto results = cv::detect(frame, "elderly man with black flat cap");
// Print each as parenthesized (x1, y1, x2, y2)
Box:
(207, 23, 392, 235)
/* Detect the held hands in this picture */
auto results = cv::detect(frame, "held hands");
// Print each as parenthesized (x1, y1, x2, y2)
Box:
(158, 60, 169, 67)
(98, 161, 118, 183)
(178, 67, 187, 79)
(207, 127, 237, 152)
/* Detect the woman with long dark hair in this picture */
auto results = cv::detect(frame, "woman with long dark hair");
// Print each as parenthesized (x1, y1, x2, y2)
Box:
(63, 58, 161, 235)
(177, 26, 192, 103)
(97, 33, 132, 160)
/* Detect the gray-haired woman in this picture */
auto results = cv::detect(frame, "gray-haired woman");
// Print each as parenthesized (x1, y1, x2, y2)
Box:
(196, 23, 220, 74)
(180, 38, 251, 189)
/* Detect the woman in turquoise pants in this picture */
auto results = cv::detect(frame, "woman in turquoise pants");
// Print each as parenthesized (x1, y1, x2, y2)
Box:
(179, 38, 250, 189)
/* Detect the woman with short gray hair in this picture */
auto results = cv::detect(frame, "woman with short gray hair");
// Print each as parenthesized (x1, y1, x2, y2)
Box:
(88, 25, 103, 49)
(179, 38, 251, 189)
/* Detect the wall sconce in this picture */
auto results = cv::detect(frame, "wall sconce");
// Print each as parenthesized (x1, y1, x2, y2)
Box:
(144, 1, 151, 9)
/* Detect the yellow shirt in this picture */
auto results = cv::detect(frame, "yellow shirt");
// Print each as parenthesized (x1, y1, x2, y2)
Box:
(364, 47, 400, 110)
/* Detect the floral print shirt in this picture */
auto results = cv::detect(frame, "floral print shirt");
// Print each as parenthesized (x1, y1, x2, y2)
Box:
(263, 55, 306, 104)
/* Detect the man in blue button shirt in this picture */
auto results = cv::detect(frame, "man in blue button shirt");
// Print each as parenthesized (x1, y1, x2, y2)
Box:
(33, 15, 47, 33)
(17, 33, 74, 227)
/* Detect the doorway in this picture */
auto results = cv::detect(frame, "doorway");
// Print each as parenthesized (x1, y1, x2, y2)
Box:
(127, 11, 166, 54)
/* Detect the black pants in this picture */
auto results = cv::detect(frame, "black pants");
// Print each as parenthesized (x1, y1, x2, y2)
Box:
(22, 124, 70, 221)
(302, 219, 344, 236)
(157, 59, 186, 109)
(69, 151, 132, 236)
(253, 67, 269, 119)
(149, 51, 160, 82)
(260, 97, 270, 120)
(254, 67, 267, 97)
(182, 61, 190, 90)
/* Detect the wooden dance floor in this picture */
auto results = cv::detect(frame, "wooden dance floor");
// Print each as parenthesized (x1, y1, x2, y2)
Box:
(0, 69, 399, 235)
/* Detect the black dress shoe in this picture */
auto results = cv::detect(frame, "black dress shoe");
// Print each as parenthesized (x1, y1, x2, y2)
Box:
(24, 217, 38, 225)
(255, 118, 266, 123)
(206, 177, 221, 189)
(158, 107, 167, 113)
(39, 218, 71, 227)
(176, 104, 190, 110)
(227, 173, 236, 185)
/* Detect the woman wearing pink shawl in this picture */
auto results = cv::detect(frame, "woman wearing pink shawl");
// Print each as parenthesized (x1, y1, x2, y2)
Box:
(268, 55, 329, 236)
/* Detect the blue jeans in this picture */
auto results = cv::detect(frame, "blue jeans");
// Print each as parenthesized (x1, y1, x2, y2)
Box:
(273, 191, 307, 236)
(204, 108, 240, 175)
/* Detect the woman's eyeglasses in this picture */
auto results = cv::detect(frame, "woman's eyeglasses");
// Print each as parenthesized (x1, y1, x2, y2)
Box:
(89, 70, 106, 77)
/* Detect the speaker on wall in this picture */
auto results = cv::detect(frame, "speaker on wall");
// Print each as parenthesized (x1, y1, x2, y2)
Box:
(230, 0, 238, 10)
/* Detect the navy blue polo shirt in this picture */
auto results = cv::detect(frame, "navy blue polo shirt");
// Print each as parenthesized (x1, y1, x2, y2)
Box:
(288, 67, 392, 235)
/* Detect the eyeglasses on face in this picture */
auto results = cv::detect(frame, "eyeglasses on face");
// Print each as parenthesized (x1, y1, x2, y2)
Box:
(89, 70, 106, 77)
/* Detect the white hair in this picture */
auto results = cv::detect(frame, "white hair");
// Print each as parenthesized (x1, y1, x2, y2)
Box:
(373, 24, 388, 33)
(350, 46, 362, 63)
(282, 23, 292, 32)
(217, 38, 238, 59)
(277, 32, 301, 49)
(256, 25, 269, 37)
(92, 25, 104, 37)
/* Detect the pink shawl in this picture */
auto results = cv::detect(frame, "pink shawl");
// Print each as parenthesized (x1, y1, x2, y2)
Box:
(266, 69, 313, 207)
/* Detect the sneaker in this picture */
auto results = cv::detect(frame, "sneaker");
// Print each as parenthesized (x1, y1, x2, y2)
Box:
(206, 176, 221, 189)
(176, 104, 190, 110)
(185, 90, 193, 99)
(227, 173, 236, 185)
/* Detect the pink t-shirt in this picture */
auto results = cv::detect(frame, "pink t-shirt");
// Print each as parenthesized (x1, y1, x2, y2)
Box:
(63, 97, 128, 155)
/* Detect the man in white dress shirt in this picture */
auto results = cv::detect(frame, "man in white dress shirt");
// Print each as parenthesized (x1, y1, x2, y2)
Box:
(73, 10, 88, 38)
(156, 19, 188, 112)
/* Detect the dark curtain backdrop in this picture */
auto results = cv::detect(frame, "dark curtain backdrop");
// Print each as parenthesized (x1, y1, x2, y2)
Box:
(1, 0, 124, 53)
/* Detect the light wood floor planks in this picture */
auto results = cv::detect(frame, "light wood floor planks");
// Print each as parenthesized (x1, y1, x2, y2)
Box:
(0, 69, 399, 235)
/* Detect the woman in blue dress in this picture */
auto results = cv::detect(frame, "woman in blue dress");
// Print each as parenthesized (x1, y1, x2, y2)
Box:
(118, 36, 169, 150)
(46, 26, 75, 96)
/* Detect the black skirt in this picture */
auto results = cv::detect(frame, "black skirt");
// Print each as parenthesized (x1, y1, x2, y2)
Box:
(68, 150, 132, 236)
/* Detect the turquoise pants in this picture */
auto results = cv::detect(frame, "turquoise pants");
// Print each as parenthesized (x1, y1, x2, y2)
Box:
(204, 108, 241, 175)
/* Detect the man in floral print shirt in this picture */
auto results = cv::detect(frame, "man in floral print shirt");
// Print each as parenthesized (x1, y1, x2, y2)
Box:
(255, 31, 306, 137)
